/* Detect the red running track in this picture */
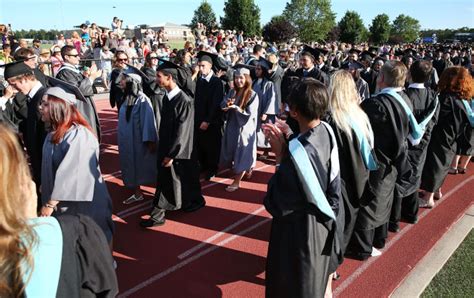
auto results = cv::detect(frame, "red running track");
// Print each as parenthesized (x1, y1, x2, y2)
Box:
(94, 97, 474, 297)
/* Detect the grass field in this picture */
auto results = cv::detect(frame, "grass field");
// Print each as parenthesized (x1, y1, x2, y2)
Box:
(422, 230, 474, 297)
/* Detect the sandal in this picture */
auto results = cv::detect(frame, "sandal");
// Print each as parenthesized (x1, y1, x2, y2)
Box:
(419, 198, 434, 209)
(434, 189, 443, 200)
(123, 194, 144, 204)
(457, 167, 467, 174)
(448, 167, 458, 175)
(244, 169, 253, 180)
(225, 185, 239, 192)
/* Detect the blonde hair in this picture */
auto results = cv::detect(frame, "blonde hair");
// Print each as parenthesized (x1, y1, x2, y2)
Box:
(0, 124, 36, 297)
(329, 70, 373, 146)
(380, 60, 408, 88)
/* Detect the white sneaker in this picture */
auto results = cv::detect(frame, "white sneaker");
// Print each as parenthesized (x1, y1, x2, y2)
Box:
(123, 194, 144, 204)
(371, 247, 382, 257)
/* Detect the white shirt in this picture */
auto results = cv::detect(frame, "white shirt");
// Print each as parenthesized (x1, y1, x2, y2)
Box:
(28, 81, 43, 99)
(408, 83, 425, 89)
(380, 87, 403, 93)
(201, 70, 214, 83)
(167, 85, 181, 101)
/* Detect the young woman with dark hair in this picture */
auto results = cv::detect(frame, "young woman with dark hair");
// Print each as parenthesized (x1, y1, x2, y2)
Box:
(220, 67, 259, 192)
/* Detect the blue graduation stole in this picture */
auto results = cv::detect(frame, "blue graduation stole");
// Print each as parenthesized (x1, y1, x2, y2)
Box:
(289, 138, 336, 220)
(381, 88, 438, 146)
(348, 117, 378, 171)
(461, 99, 474, 127)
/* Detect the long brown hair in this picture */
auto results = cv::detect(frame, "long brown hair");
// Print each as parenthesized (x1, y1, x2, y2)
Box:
(438, 66, 474, 100)
(235, 73, 253, 109)
(45, 96, 94, 144)
(0, 124, 36, 297)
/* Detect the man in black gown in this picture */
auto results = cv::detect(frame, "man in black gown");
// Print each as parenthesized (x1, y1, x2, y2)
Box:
(195, 52, 225, 180)
(56, 45, 102, 140)
(140, 60, 205, 227)
(348, 60, 411, 260)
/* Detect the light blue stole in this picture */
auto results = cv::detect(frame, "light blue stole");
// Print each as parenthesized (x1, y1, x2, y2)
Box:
(289, 135, 336, 220)
(24, 217, 63, 297)
(348, 117, 378, 170)
(461, 99, 474, 127)
(380, 88, 439, 146)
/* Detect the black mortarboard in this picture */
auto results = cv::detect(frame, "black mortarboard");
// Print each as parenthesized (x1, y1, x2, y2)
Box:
(368, 46, 379, 54)
(196, 51, 214, 65)
(373, 56, 387, 63)
(314, 47, 329, 56)
(123, 64, 147, 83)
(341, 60, 365, 70)
(348, 48, 361, 55)
(47, 76, 87, 102)
(404, 48, 417, 56)
(360, 51, 376, 59)
(157, 58, 183, 77)
(2, 61, 33, 80)
(232, 63, 255, 76)
(301, 45, 321, 60)
(257, 57, 272, 70)
(395, 49, 405, 57)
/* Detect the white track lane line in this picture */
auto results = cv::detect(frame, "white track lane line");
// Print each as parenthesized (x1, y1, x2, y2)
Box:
(333, 175, 474, 296)
(118, 217, 272, 297)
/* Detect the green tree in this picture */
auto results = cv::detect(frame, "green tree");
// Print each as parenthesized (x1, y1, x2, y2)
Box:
(369, 14, 390, 44)
(220, 0, 261, 36)
(190, 0, 217, 34)
(338, 10, 367, 44)
(390, 14, 421, 43)
(283, 0, 336, 43)
(262, 15, 297, 44)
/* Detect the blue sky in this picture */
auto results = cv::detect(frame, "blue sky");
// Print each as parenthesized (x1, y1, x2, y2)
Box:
(1, 0, 473, 31)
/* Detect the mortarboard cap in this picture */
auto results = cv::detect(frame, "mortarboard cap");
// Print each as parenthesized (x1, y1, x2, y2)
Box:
(360, 51, 376, 59)
(196, 51, 214, 65)
(233, 63, 254, 76)
(47, 76, 87, 102)
(404, 48, 417, 56)
(123, 64, 147, 83)
(348, 48, 361, 55)
(257, 57, 272, 70)
(157, 58, 183, 77)
(341, 60, 365, 70)
(2, 61, 34, 80)
(368, 46, 379, 54)
(44, 87, 77, 105)
(314, 47, 329, 56)
(301, 45, 321, 60)
(373, 56, 387, 64)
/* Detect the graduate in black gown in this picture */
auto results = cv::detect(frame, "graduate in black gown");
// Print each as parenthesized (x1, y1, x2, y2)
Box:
(140, 60, 205, 227)
(420, 66, 474, 207)
(109, 51, 129, 110)
(141, 52, 166, 131)
(0, 84, 17, 130)
(348, 61, 411, 260)
(389, 60, 440, 230)
(325, 70, 375, 265)
(194, 51, 225, 180)
(263, 78, 341, 298)
(55, 45, 101, 141)
(4, 61, 47, 201)
(291, 45, 329, 86)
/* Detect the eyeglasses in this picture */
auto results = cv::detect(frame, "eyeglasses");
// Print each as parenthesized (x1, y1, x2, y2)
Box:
(117, 58, 128, 62)
(66, 54, 79, 57)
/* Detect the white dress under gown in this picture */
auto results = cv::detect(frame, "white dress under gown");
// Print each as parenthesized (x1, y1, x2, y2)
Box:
(219, 89, 259, 173)
(117, 91, 158, 188)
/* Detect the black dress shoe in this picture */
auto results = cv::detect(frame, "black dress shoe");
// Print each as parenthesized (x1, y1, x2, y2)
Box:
(373, 238, 386, 249)
(402, 216, 418, 224)
(388, 222, 400, 233)
(140, 217, 165, 227)
(182, 200, 206, 212)
(205, 171, 216, 181)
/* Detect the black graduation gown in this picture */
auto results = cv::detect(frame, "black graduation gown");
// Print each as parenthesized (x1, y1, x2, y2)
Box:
(141, 66, 165, 131)
(397, 87, 439, 196)
(358, 92, 411, 229)
(194, 75, 225, 173)
(269, 65, 284, 111)
(325, 115, 370, 253)
(25, 87, 48, 190)
(109, 68, 124, 109)
(0, 98, 18, 130)
(264, 124, 340, 298)
(432, 58, 446, 77)
(56, 214, 118, 298)
(293, 67, 329, 86)
(421, 93, 473, 192)
(56, 68, 101, 141)
(153, 90, 204, 210)
(360, 69, 378, 95)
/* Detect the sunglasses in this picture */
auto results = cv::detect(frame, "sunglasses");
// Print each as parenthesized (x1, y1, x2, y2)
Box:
(117, 58, 128, 62)
(67, 54, 79, 57)
(150, 56, 158, 59)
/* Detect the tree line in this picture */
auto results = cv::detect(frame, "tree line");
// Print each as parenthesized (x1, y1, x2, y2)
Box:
(192, 0, 474, 44)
